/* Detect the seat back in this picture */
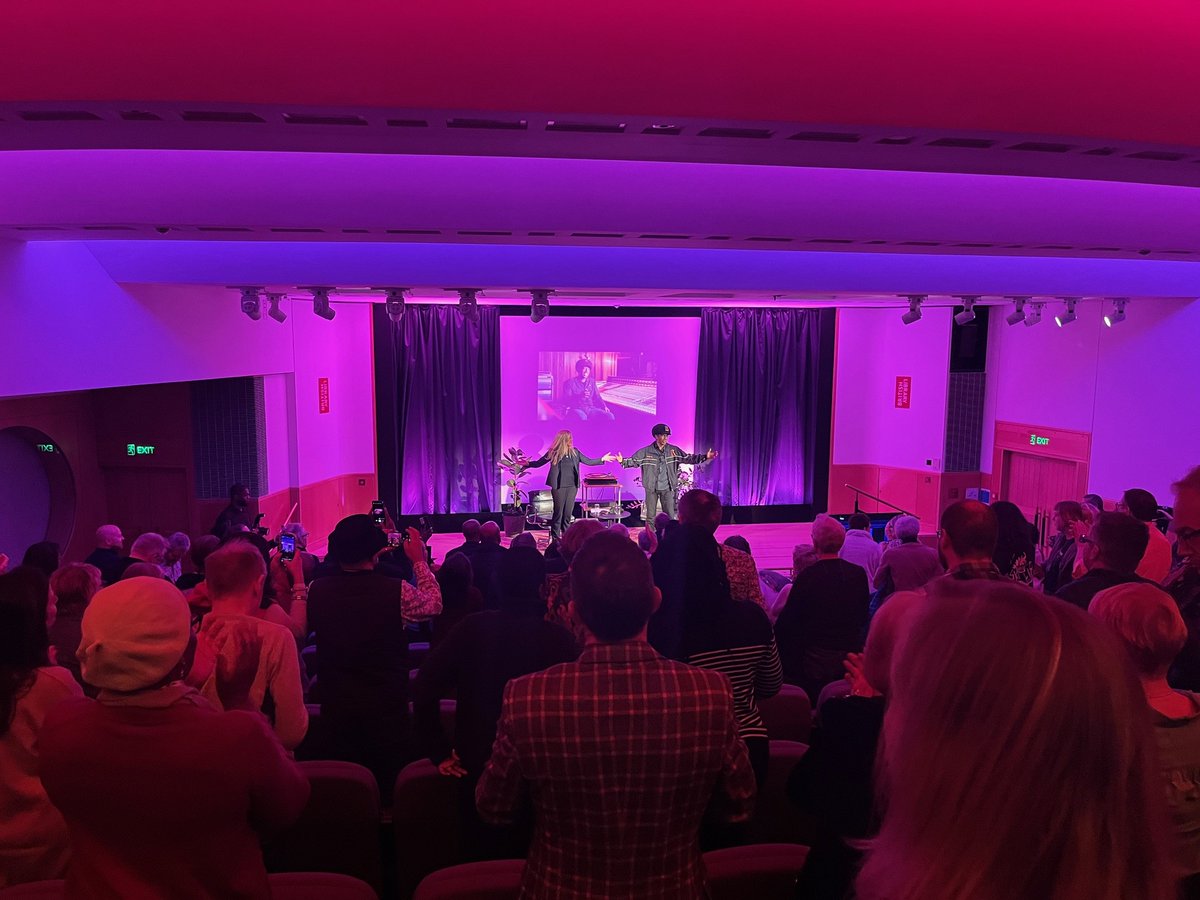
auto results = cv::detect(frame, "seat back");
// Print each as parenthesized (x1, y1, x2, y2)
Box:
(0, 881, 65, 899)
(268, 872, 379, 900)
(263, 761, 382, 893)
(412, 860, 523, 900)
(745, 741, 816, 846)
(703, 843, 810, 900)
(758, 683, 812, 743)
(393, 759, 462, 899)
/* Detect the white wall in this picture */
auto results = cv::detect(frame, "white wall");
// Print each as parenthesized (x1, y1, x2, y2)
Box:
(983, 298, 1200, 501)
(833, 306, 953, 470)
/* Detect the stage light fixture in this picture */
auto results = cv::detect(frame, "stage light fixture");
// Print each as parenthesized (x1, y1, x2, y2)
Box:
(953, 296, 980, 326)
(1024, 301, 1044, 327)
(1005, 297, 1030, 326)
(264, 291, 288, 324)
(1104, 297, 1128, 327)
(527, 288, 553, 323)
(231, 286, 263, 321)
(302, 286, 336, 321)
(901, 295, 925, 325)
(453, 288, 481, 322)
(1054, 297, 1079, 327)
(377, 287, 407, 324)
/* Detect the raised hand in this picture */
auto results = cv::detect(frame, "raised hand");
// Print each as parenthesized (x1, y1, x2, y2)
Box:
(437, 750, 468, 778)
(601, 452, 614, 462)
(706, 448, 718, 460)
(844, 652, 880, 699)
(615, 452, 623, 463)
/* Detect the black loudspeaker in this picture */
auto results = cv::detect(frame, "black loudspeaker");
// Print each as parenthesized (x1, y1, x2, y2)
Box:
(949, 305, 990, 373)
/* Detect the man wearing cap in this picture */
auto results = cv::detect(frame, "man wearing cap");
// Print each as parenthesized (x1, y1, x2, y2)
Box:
(619, 424, 717, 522)
(562, 358, 615, 421)
(39, 576, 309, 899)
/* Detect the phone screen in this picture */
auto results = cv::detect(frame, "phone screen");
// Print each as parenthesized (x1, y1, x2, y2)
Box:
(370, 501, 386, 526)
(279, 533, 296, 560)
(388, 531, 403, 548)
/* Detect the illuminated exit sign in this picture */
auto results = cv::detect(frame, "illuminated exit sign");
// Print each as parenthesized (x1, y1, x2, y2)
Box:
(126, 443, 157, 456)
(1029, 434, 1051, 447)
(36, 442, 56, 453)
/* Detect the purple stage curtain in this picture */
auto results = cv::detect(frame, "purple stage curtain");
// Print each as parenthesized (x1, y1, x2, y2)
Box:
(695, 308, 829, 506)
(391, 305, 500, 514)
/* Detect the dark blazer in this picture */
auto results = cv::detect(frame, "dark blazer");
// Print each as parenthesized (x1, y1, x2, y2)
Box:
(526, 448, 606, 489)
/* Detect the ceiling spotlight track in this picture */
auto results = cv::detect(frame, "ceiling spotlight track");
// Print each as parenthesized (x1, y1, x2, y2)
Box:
(1024, 301, 1044, 327)
(901, 294, 925, 325)
(301, 285, 336, 321)
(376, 287, 408, 324)
(231, 285, 263, 321)
(264, 291, 288, 323)
(525, 288, 554, 323)
(1104, 297, 1128, 327)
(451, 288, 482, 322)
(1005, 296, 1030, 326)
(1054, 296, 1079, 327)
(953, 295, 980, 326)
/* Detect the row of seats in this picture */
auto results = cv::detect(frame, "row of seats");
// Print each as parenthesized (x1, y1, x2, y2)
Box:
(0, 873, 377, 900)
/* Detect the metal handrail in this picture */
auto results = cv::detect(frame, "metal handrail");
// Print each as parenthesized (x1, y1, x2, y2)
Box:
(844, 484, 910, 516)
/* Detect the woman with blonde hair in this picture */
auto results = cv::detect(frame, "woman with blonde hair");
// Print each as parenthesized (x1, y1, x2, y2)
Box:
(857, 579, 1174, 900)
(521, 430, 616, 541)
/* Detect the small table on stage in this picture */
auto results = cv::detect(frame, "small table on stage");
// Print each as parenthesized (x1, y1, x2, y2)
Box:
(580, 473, 626, 523)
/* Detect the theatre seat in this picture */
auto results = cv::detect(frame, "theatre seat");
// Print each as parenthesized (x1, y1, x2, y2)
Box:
(758, 683, 812, 743)
(268, 872, 379, 899)
(745, 741, 815, 846)
(703, 843, 810, 900)
(0, 881, 64, 899)
(394, 759, 462, 899)
(412, 861, 524, 900)
(263, 761, 382, 893)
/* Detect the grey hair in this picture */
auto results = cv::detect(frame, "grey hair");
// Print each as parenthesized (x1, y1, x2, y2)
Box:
(893, 515, 921, 542)
(792, 543, 820, 577)
(167, 531, 191, 550)
(811, 514, 847, 554)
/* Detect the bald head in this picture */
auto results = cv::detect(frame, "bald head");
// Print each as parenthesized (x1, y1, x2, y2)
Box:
(462, 519, 482, 542)
(939, 500, 998, 563)
(480, 521, 502, 545)
(677, 489, 722, 533)
(96, 524, 124, 551)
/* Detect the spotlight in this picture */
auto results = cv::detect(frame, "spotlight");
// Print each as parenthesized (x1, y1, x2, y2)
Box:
(1024, 301, 1044, 327)
(302, 286, 336, 321)
(1005, 297, 1030, 326)
(264, 291, 288, 324)
(901, 295, 925, 325)
(232, 286, 263, 321)
(526, 288, 553, 323)
(1054, 297, 1079, 327)
(1104, 297, 1128, 327)
(452, 288, 481, 322)
(953, 296, 980, 326)
(376, 287, 407, 324)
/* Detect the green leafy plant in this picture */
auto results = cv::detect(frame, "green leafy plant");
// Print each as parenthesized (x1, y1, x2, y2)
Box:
(498, 447, 532, 512)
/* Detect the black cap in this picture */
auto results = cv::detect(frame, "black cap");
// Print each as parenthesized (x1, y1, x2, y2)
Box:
(652, 423, 671, 436)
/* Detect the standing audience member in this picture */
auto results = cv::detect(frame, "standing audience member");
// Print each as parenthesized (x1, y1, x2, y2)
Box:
(991, 501, 1036, 585)
(198, 542, 308, 750)
(840, 513, 883, 585)
(176, 534, 219, 592)
(543, 518, 606, 642)
(677, 490, 765, 608)
(855, 580, 1173, 900)
(1167, 466, 1200, 690)
(1055, 512, 1150, 610)
(307, 517, 441, 790)
(476, 533, 755, 899)
(472, 521, 508, 609)
(112, 532, 168, 582)
(21, 542, 60, 579)
(84, 525, 125, 586)
(414, 547, 576, 858)
(211, 482, 254, 538)
(1084, 492, 1106, 512)
(39, 577, 309, 898)
(1090, 582, 1200, 895)
(936, 500, 1006, 583)
(1041, 501, 1085, 594)
(775, 514, 870, 702)
(161, 532, 191, 583)
(431, 552, 484, 649)
(872, 514, 942, 599)
(0, 566, 82, 888)
(1119, 488, 1173, 583)
(48, 563, 101, 693)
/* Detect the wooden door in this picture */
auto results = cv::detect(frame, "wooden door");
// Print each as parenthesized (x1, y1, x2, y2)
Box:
(1001, 451, 1080, 521)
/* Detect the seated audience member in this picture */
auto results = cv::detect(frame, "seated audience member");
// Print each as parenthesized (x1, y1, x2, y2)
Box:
(446, 518, 483, 562)
(21, 541, 60, 579)
(84, 525, 125, 586)
(431, 552, 484, 648)
(1090, 582, 1200, 893)
(307, 517, 440, 789)
(855, 580, 1173, 900)
(637, 525, 656, 557)
(873, 514, 942, 599)
(608, 522, 631, 541)
(653, 511, 672, 540)
(991, 501, 1036, 585)
(767, 543, 820, 625)
(472, 521, 507, 609)
(0, 566, 82, 888)
(210, 482, 254, 538)
(677, 490, 765, 607)
(1119, 488, 1173, 583)
(935, 500, 1006, 583)
(161, 531, 191, 583)
(1166, 466, 1200, 690)
(775, 514, 870, 701)
(840, 513, 883, 585)
(39, 576, 309, 898)
(1055, 511, 1150, 610)
(48, 563, 101, 693)
(112, 532, 168, 582)
(476, 533, 755, 898)
(197, 542, 308, 750)
(175, 534, 219, 592)
(414, 547, 576, 858)
(543, 518, 606, 641)
(675, 529, 782, 785)
(121, 561, 167, 580)
(1084, 492, 1106, 512)
(509, 531, 539, 551)
(1041, 501, 1085, 594)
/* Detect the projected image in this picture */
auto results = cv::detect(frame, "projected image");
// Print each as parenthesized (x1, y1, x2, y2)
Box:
(536, 351, 658, 421)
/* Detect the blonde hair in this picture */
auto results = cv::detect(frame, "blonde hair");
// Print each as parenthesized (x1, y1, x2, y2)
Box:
(1090, 582, 1188, 678)
(810, 514, 846, 554)
(50, 563, 101, 611)
(857, 580, 1173, 900)
(549, 430, 574, 465)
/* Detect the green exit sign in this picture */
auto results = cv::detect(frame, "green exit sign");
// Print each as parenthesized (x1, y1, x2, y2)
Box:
(126, 443, 157, 456)
(36, 442, 56, 453)
(1029, 434, 1051, 447)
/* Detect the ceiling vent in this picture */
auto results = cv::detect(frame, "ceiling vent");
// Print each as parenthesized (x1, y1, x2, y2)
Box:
(198, 226, 253, 232)
(458, 230, 513, 236)
(571, 232, 624, 238)
(1007, 141, 1074, 152)
(447, 117, 527, 130)
(386, 118, 429, 127)
(1126, 150, 1188, 161)
(283, 113, 369, 126)
(788, 131, 861, 143)
(927, 137, 995, 149)
(638, 234, 689, 240)
(181, 110, 265, 123)
(642, 124, 683, 135)
(120, 110, 162, 121)
(546, 121, 626, 133)
(19, 110, 101, 121)
(745, 236, 792, 243)
(698, 126, 773, 139)
(386, 228, 440, 235)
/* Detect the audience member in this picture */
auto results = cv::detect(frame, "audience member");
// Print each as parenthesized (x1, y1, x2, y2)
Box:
(21, 541, 60, 579)
(121, 561, 166, 580)
(840, 513, 883, 584)
(1119, 488, 1173, 583)
(767, 543, 820, 624)
(1041, 500, 1085, 594)
(608, 522, 631, 541)
(543, 518, 605, 641)
(0, 566, 82, 888)
(431, 552, 484, 648)
(1083, 492, 1106, 512)
(855, 580, 1173, 900)
(84, 525, 124, 586)
(1166, 466, 1200, 690)
(991, 500, 1036, 585)
(112, 532, 168, 582)
(446, 518, 483, 562)
(471, 521, 508, 609)
(414, 546, 576, 858)
(176, 533, 219, 592)
(280, 521, 319, 584)
(936, 500, 1005, 582)
(774, 514, 870, 701)
(882, 516, 900, 550)
(1090, 582, 1200, 892)
(210, 482, 254, 538)
(653, 511, 671, 539)
(197, 542, 308, 750)
(306, 516, 441, 789)
(1055, 511, 1150, 610)
(48, 563, 101, 693)
(39, 576, 309, 898)
(161, 531, 191, 582)
(677, 490, 765, 607)
(1070, 500, 1103, 580)
(508, 531, 538, 551)
(476, 533, 755, 898)
(872, 514, 942, 599)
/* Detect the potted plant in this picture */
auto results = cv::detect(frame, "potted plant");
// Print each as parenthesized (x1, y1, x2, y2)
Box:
(498, 447, 531, 537)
